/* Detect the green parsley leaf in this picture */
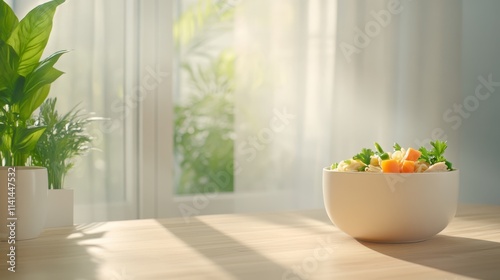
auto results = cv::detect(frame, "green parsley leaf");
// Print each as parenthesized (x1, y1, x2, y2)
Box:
(430, 140, 447, 162)
(418, 140, 453, 170)
(353, 148, 373, 165)
(393, 143, 402, 151)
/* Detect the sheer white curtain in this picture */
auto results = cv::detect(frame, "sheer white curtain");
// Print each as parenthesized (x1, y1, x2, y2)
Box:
(232, 0, 461, 212)
(53, 0, 140, 223)
(333, 0, 461, 156)
(9, 0, 142, 223)
(45, 0, 174, 222)
(7, 0, 464, 221)
(233, 0, 337, 211)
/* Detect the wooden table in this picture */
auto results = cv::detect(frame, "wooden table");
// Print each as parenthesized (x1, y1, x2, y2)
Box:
(1, 205, 500, 279)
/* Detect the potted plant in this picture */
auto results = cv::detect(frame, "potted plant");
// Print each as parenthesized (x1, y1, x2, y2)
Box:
(0, 0, 66, 240)
(31, 98, 96, 227)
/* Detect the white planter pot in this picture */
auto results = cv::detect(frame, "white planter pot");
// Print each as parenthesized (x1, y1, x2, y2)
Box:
(0, 167, 48, 241)
(46, 189, 74, 228)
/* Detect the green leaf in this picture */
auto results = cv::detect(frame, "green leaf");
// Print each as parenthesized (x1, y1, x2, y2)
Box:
(373, 142, 389, 160)
(430, 140, 447, 161)
(418, 140, 454, 170)
(445, 160, 453, 170)
(12, 125, 46, 153)
(0, 41, 20, 95)
(393, 143, 402, 151)
(0, 121, 7, 148)
(353, 148, 373, 166)
(10, 75, 26, 105)
(0, 1, 19, 42)
(374, 142, 384, 154)
(6, 0, 65, 76)
(24, 50, 66, 96)
(1, 132, 12, 152)
(19, 84, 51, 120)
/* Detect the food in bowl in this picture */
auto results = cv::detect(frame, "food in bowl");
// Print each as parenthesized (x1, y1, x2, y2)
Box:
(331, 140, 453, 173)
(323, 140, 458, 243)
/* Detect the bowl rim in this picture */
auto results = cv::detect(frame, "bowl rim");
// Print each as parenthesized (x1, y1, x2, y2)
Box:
(323, 167, 459, 175)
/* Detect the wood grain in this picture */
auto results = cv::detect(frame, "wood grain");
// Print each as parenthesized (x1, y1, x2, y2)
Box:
(1, 204, 499, 279)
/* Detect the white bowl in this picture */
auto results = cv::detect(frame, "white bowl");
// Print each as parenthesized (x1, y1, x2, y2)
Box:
(322, 168, 459, 243)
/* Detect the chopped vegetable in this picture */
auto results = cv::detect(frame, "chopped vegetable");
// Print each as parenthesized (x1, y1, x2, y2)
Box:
(381, 159, 400, 173)
(379, 153, 390, 160)
(425, 162, 448, 172)
(400, 160, 415, 173)
(374, 142, 390, 160)
(330, 140, 454, 173)
(404, 148, 421, 161)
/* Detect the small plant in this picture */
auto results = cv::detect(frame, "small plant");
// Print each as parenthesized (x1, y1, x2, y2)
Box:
(31, 98, 94, 189)
(0, 0, 66, 166)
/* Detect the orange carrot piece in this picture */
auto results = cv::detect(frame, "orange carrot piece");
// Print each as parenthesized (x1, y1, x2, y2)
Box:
(381, 159, 400, 173)
(404, 148, 422, 161)
(400, 160, 415, 173)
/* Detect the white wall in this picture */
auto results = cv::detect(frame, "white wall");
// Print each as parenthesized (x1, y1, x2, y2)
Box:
(460, 0, 500, 204)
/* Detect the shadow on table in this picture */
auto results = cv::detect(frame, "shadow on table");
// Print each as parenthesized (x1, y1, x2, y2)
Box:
(360, 235, 500, 280)
(162, 217, 290, 279)
(0, 224, 105, 280)
(217, 208, 336, 236)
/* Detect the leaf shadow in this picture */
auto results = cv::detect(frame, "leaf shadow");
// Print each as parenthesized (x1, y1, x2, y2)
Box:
(0, 223, 105, 280)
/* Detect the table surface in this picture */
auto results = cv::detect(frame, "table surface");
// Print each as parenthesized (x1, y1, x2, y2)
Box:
(1, 204, 500, 280)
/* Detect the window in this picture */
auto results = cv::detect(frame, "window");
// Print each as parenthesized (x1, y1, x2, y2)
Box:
(174, 0, 236, 195)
